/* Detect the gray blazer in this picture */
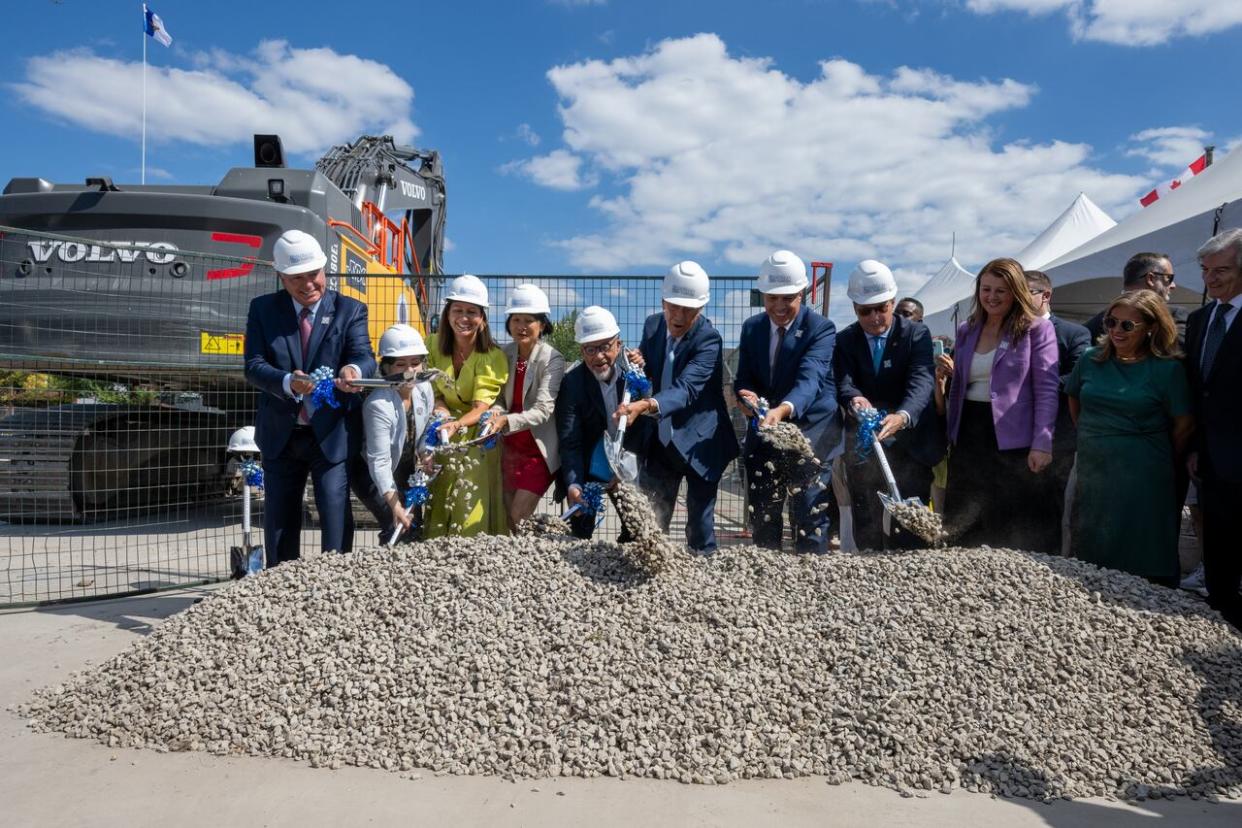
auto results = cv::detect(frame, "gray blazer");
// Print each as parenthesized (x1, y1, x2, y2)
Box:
(494, 340, 566, 473)
(362, 382, 436, 495)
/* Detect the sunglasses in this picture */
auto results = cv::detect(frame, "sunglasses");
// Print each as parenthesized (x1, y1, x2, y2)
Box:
(1148, 271, 1175, 286)
(1103, 315, 1145, 332)
(856, 305, 889, 317)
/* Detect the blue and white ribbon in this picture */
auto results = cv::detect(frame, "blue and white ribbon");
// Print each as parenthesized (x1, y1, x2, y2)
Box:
(424, 414, 445, 449)
(240, 460, 264, 489)
(309, 365, 341, 410)
(623, 366, 652, 399)
(403, 481, 431, 510)
(749, 396, 770, 431)
(560, 481, 606, 523)
(855, 407, 888, 461)
(477, 410, 499, 450)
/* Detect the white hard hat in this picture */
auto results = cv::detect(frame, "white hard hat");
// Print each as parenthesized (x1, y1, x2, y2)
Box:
(574, 306, 621, 344)
(847, 259, 898, 305)
(443, 274, 489, 308)
(757, 250, 808, 295)
(505, 283, 551, 316)
(378, 324, 428, 358)
(663, 261, 710, 308)
(227, 426, 259, 454)
(273, 229, 326, 276)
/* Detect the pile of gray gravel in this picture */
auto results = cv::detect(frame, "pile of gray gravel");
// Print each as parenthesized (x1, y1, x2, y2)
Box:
(18, 537, 1242, 801)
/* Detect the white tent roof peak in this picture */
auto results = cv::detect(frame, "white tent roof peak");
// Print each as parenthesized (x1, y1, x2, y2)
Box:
(1015, 192, 1117, 272)
(912, 256, 974, 317)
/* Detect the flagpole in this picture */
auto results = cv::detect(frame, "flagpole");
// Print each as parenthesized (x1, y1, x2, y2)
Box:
(141, 3, 147, 185)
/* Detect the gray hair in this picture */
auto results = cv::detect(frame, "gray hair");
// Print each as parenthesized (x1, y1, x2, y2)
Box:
(1197, 228, 1242, 270)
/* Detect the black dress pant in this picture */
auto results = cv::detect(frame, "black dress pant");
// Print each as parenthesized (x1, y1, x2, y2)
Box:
(1200, 470, 1242, 629)
(843, 435, 934, 551)
(638, 437, 720, 553)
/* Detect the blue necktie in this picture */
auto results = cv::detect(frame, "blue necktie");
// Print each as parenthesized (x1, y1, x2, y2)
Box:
(871, 335, 884, 373)
(1202, 302, 1232, 378)
(659, 338, 675, 446)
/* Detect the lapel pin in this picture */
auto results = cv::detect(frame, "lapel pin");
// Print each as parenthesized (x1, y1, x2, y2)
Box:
(794, 329, 803, 339)
(883, 359, 892, 368)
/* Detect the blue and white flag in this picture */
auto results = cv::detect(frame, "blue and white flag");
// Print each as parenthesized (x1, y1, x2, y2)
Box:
(143, 4, 173, 47)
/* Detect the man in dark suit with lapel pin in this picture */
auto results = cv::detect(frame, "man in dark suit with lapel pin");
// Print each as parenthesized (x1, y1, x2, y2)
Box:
(554, 306, 632, 541)
(734, 249, 841, 553)
(834, 260, 939, 550)
(1025, 269, 1090, 555)
(1186, 229, 1242, 629)
(243, 229, 376, 566)
(615, 261, 739, 554)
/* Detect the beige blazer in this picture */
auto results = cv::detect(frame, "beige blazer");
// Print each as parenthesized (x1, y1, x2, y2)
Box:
(494, 340, 566, 472)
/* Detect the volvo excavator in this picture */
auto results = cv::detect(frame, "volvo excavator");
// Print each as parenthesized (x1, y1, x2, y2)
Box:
(0, 134, 446, 521)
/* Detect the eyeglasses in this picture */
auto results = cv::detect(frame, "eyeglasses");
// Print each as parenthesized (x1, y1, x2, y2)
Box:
(1148, 271, 1175, 285)
(1029, 288, 1047, 297)
(581, 339, 618, 358)
(1103, 315, 1145, 332)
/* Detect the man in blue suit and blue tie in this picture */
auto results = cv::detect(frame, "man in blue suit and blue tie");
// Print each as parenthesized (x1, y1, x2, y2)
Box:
(244, 229, 376, 566)
(834, 260, 940, 550)
(616, 261, 740, 554)
(734, 250, 841, 553)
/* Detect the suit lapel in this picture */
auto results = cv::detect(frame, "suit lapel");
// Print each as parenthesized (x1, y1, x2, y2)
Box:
(522, 344, 544, 408)
(759, 321, 773, 388)
(304, 291, 336, 370)
(649, 318, 669, 390)
(281, 294, 303, 372)
(585, 368, 607, 422)
(772, 308, 803, 388)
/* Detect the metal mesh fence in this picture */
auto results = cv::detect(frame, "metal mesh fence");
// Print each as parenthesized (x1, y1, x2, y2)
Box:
(0, 227, 789, 605)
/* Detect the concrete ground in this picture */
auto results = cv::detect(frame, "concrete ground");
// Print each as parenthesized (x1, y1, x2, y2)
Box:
(2, 587, 1239, 827)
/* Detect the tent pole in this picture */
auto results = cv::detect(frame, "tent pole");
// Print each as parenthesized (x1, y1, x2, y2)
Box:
(1205, 146, 1215, 168)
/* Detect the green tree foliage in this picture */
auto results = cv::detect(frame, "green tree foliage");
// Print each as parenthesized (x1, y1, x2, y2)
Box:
(548, 310, 581, 365)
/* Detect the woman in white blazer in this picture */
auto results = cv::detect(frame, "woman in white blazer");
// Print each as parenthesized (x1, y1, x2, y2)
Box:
(358, 324, 436, 543)
(487, 284, 567, 530)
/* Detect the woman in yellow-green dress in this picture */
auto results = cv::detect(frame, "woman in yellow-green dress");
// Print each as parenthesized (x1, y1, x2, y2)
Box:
(424, 275, 509, 537)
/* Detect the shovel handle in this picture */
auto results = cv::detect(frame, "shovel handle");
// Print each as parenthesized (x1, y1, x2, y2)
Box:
(872, 437, 903, 502)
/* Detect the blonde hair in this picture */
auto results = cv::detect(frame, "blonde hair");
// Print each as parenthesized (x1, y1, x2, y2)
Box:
(967, 257, 1040, 342)
(1092, 290, 1182, 363)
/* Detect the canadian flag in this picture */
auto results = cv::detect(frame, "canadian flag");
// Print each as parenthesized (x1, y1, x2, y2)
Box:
(1139, 154, 1208, 207)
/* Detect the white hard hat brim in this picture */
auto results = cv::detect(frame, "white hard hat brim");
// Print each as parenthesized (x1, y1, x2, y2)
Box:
(849, 286, 898, 305)
(759, 282, 807, 296)
(575, 326, 620, 344)
(663, 295, 709, 309)
(444, 295, 489, 309)
(278, 252, 327, 277)
(382, 345, 429, 358)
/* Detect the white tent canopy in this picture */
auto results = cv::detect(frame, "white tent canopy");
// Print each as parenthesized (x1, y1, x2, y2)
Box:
(916, 193, 1118, 337)
(1014, 192, 1117, 271)
(1043, 147, 1242, 313)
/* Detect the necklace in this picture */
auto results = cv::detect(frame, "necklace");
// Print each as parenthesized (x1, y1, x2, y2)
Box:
(1116, 353, 1145, 362)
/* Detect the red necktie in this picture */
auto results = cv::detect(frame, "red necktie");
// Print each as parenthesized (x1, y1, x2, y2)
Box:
(298, 307, 312, 424)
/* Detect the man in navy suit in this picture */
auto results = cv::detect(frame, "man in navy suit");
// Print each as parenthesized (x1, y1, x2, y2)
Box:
(834, 260, 939, 550)
(1025, 269, 1090, 554)
(555, 306, 631, 541)
(734, 250, 841, 553)
(244, 229, 376, 566)
(616, 262, 739, 554)
(1186, 229, 1242, 629)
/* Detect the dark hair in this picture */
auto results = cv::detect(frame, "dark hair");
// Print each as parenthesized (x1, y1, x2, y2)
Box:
(507, 312, 553, 339)
(379, 354, 425, 373)
(438, 301, 495, 356)
(1024, 270, 1052, 292)
(896, 297, 923, 313)
(1122, 252, 1170, 288)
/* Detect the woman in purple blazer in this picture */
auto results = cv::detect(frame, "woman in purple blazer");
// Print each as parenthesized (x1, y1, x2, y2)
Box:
(937, 257, 1060, 552)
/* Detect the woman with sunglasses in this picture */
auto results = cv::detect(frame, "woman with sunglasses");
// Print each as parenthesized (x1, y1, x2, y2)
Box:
(1066, 290, 1193, 584)
(938, 257, 1060, 551)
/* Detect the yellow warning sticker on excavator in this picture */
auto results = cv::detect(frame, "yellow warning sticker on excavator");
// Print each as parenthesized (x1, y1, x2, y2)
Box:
(200, 332, 245, 355)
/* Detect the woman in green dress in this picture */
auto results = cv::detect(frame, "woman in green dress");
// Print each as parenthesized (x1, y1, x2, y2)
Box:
(1066, 290, 1194, 584)
(424, 275, 510, 537)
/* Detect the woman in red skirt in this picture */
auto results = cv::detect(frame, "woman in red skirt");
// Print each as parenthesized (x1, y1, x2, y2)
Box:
(487, 284, 567, 531)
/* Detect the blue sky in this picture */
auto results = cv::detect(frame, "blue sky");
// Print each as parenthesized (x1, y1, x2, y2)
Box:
(3, 0, 1240, 323)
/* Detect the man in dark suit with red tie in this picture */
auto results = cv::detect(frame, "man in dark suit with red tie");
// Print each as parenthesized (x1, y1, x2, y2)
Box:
(1186, 228, 1242, 629)
(244, 229, 376, 565)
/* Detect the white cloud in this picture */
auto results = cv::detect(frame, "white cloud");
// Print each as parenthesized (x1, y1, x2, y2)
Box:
(519, 33, 1143, 320)
(11, 41, 417, 154)
(963, 0, 1242, 46)
(1126, 126, 1212, 169)
(502, 148, 598, 191)
(550, 0, 607, 6)
(515, 123, 542, 146)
